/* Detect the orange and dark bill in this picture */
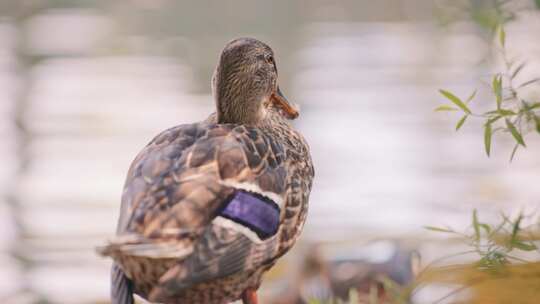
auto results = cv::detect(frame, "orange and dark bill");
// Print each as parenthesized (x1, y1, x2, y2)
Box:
(271, 86, 299, 119)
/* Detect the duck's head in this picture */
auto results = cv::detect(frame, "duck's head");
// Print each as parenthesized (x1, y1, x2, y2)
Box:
(212, 37, 298, 124)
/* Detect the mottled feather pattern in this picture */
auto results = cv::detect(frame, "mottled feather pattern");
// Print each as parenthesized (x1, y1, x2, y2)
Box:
(98, 109, 314, 303)
(96, 37, 315, 304)
(100, 108, 313, 303)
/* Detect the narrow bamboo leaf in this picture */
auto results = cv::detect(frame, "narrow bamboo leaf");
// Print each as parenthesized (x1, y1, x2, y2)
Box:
(479, 223, 491, 234)
(484, 123, 492, 157)
(497, 109, 516, 116)
(505, 119, 526, 146)
(492, 75, 502, 109)
(455, 115, 468, 131)
(511, 61, 526, 79)
(512, 241, 537, 251)
(499, 25, 506, 47)
(528, 103, 540, 110)
(518, 77, 540, 88)
(511, 214, 523, 240)
(466, 89, 477, 103)
(439, 89, 471, 114)
(472, 209, 480, 240)
(536, 116, 540, 134)
(487, 115, 502, 124)
(510, 143, 519, 162)
(434, 105, 458, 112)
(423, 226, 455, 233)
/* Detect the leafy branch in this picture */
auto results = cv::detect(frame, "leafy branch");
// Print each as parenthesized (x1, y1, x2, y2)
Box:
(425, 210, 538, 271)
(420, 210, 539, 303)
(436, 25, 540, 161)
(436, 0, 538, 32)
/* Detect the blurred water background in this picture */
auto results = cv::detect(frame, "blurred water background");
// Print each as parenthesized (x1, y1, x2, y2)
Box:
(1, 1, 540, 303)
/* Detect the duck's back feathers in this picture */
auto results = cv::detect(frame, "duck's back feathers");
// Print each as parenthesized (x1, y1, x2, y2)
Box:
(101, 121, 293, 300)
(118, 122, 288, 236)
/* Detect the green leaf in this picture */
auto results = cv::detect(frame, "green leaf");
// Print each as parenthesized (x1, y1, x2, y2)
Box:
(478, 251, 507, 270)
(487, 115, 502, 124)
(505, 119, 526, 146)
(512, 240, 537, 251)
(423, 226, 455, 233)
(510, 143, 519, 162)
(511, 61, 526, 79)
(498, 25, 506, 47)
(486, 109, 516, 116)
(455, 115, 468, 131)
(479, 223, 491, 234)
(497, 109, 516, 116)
(472, 209, 480, 240)
(434, 105, 458, 112)
(528, 102, 540, 110)
(484, 123, 492, 157)
(492, 74, 502, 109)
(518, 77, 540, 88)
(511, 214, 523, 240)
(466, 89, 477, 103)
(439, 89, 472, 114)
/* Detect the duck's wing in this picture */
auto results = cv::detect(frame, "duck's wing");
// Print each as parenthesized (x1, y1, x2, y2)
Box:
(101, 122, 290, 297)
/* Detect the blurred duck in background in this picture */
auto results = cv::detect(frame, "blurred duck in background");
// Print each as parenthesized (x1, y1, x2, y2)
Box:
(273, 240, 419, 304)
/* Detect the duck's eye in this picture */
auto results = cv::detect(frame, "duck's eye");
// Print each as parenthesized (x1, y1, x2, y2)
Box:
(265, 55, 274, 64)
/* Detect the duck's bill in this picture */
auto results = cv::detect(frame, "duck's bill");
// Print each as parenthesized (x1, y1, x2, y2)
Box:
(271, 87, 299, 120)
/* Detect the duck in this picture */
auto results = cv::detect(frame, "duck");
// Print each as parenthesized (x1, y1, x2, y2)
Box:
(271, 241, 419, 304)
(98, 37, 315, 304)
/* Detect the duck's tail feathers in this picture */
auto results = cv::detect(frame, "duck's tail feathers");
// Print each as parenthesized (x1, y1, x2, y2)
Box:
(97, 234, 194, 259)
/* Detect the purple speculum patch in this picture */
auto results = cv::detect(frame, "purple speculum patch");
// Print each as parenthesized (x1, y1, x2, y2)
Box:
(219, 190, 280, 239)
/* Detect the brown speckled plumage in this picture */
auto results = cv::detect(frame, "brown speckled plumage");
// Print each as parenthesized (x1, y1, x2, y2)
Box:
(98, 38, 314, 304)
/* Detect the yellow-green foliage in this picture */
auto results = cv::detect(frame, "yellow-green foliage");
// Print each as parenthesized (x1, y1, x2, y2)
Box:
(418, 211, 539, 303)
(420, 262, 540, 304)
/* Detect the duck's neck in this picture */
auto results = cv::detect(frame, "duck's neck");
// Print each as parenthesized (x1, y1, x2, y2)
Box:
(210, 102, 291, 129)
(213, 80, 266, 125)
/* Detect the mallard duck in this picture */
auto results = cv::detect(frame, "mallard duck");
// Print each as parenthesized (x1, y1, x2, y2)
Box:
(98, 37, 314, 304)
